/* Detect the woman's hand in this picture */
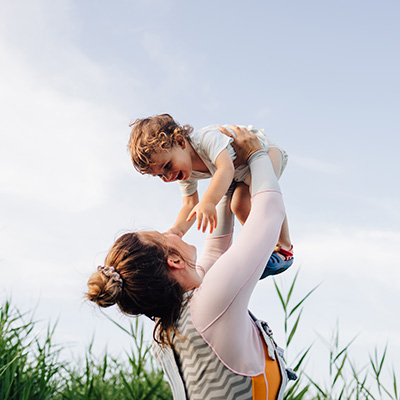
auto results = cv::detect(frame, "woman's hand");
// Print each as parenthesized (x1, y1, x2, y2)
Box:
(218, 125, 263, 166)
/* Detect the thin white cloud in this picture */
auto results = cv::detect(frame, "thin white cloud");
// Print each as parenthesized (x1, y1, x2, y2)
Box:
(0, 1, 131, 212)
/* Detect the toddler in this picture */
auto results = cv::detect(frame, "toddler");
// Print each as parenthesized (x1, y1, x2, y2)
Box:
(128, 114, 293, 276)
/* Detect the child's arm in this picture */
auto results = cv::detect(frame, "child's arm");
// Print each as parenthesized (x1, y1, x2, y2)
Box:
(187, 149, 234, 233)
(168, 191, 199, 237)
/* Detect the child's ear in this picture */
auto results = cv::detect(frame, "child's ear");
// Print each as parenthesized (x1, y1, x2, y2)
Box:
(167, 254, 185, 270)
(175, 134, 186, 149)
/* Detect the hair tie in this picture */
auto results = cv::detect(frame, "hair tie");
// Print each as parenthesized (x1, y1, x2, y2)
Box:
(97, 265, 123, 290)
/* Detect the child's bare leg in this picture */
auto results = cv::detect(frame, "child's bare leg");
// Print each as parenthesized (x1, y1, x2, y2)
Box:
(268, 147, 292, 253)
(279, 216, 292, 250)
(256, 147, 294, 279)
(231, 183, 251, 225)
(232, 148, 292, 258)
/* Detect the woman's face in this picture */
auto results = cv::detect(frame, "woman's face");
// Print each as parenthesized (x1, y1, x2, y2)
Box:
(140, 231, 197, 265)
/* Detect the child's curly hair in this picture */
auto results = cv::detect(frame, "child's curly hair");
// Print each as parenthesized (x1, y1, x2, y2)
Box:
(128, 114, 193, 174)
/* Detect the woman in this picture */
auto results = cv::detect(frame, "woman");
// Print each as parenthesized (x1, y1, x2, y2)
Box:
(87, 126, 293, 399)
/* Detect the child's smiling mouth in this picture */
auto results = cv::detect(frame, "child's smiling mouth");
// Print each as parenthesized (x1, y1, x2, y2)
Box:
(177, 171, 183, 180)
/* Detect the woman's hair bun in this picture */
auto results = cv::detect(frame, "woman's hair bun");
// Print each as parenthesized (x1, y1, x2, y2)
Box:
(86, 266, 123, 308)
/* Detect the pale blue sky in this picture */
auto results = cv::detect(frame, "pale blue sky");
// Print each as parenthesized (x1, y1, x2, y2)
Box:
(1, 0, 399, 380)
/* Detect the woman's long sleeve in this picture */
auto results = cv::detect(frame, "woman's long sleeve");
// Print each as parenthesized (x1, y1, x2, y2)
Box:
(191, 150, 286, 375)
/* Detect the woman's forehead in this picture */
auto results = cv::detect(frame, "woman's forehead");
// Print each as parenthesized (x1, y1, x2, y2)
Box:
(138, 230, 164, 242)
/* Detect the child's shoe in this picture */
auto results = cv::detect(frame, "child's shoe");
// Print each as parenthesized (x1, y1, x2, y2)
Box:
(260, 245, 294, 280)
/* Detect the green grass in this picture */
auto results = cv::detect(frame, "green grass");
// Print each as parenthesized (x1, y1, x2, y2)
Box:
(1, 272, 398, 399)
(278, 271, 399, 400)
(0, 301, 62, 399)
(0, 301, 171, 400)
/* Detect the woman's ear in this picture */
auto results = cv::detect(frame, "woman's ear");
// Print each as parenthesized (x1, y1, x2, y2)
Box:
(167, 254, 185, 269)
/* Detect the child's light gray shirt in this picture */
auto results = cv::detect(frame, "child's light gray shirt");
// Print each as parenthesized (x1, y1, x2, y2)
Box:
(178, 124, 284, 197)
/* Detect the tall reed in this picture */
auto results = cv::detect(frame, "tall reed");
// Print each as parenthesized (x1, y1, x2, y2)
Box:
(273, 272, 399, 400)
(0, 300, 171, 400)
(0, 300, 62, 400)
(59, 317, 171, 400)
(1, 269, 398, 400)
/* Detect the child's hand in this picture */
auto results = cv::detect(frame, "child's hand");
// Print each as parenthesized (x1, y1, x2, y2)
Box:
(187, 201, 217, 234)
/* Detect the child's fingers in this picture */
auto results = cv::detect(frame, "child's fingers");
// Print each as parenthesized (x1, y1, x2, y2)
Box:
(209, 216, 216, 234)
(196, 212, 203, 231)
(207, 215, 218, 234)
(201, 215, 208, 233)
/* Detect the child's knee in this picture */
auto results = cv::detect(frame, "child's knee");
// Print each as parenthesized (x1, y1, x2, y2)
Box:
(231, 184, 251, 224)
(232, 204, 249, 224)
(268, 147, 283, 178)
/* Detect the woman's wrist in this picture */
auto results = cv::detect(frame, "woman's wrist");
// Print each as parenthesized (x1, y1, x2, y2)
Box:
(248, 149, 281, 195)
(247, 149, 268, 165)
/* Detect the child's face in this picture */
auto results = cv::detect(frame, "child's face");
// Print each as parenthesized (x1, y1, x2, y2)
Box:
(149, 144, 193, 182)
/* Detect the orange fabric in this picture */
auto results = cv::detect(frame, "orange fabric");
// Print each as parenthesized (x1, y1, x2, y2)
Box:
(252, 371, 267, 399)
(252, 341, 282, 399)
(264, 351, 281, 399)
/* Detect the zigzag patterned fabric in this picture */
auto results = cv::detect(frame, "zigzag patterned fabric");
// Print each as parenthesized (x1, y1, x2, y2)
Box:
(172, 303, 253, 400)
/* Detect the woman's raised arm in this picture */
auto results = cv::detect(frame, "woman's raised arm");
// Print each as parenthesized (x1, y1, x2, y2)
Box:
(193, 126, 285, 327)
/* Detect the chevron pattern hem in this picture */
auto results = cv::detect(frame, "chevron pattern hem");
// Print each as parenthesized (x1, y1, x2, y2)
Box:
(172, 303, 253, 400)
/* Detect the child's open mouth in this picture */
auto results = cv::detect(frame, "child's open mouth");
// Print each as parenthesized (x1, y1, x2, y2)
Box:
(177, 171, 183, 180)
